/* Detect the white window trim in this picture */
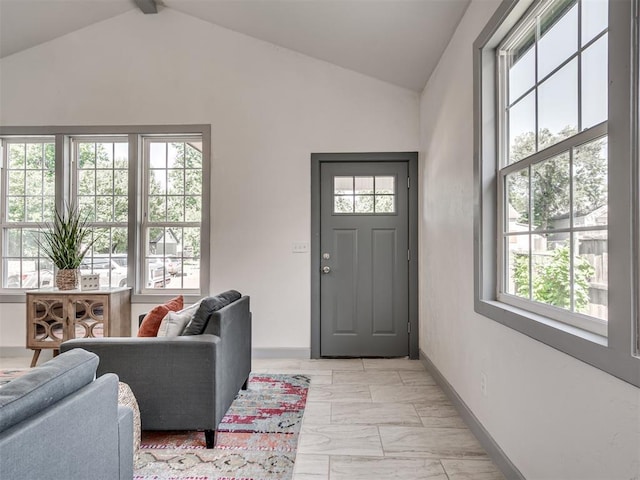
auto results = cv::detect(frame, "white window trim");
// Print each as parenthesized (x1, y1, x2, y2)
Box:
(0, 125, 211, 304)
(474, 0, 639, 387)
(140, 135, 203, 295)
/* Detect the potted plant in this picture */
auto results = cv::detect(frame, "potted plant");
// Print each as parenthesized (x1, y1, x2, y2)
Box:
(36, 203, 95, 290)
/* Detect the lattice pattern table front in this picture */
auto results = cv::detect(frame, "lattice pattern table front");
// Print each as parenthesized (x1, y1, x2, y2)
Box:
(26, 288, 131, 367)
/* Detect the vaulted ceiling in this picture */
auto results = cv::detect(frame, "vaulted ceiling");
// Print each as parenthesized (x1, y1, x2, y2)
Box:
(0, 0, 470, 92)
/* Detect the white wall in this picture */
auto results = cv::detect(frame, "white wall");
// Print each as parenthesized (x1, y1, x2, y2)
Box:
(418, 1, 640, 479)
(0, 8, 419, 352)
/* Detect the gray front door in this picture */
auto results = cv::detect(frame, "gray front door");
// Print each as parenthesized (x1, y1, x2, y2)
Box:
(320, 161, 409, 357)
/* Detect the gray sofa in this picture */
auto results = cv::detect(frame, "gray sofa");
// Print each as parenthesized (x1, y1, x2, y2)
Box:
(61, 294, 251, 448)
(0, 348, 133, 480)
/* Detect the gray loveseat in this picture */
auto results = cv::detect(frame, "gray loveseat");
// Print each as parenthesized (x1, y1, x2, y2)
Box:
(0, 348, 133, 480)
(61, 293, 251, 448)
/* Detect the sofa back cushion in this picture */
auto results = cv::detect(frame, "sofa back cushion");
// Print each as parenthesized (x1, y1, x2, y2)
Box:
(138, 295, 184, 337)
(157, 300, 202, 337)
(0, 349, 98, 432)
(182, 290, 241, 335)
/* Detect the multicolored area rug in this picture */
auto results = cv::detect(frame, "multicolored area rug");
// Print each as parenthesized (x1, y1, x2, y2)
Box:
(134, 373, 310, 480)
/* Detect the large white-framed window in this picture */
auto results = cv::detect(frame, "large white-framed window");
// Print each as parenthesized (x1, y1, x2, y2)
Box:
(0, 138, 56, 289)
(142, 136, 203, 293)
(72, 136, 130, 288)
(497, 0, 609, 336)
(474, 0, 639, 387)
(0, 125, 210, 302)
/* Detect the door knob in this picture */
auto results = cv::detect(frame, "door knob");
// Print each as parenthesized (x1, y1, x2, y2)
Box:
(322, 266, 331, 274)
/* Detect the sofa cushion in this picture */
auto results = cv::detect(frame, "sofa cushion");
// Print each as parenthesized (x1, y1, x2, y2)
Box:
(138, 295, 184, 337)
(182, 290, 241, 335)
(0, 349, 98, 432)
(157, 300, 202, 337)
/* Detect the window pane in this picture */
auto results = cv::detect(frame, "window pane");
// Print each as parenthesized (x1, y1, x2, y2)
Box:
(8, 144, 25, 168)
(78, 143, 95, 168)
(96, 143, 113, 168)
(186, 169, 202, 195)
(26, 197, 43, 222)
(7, 197, 24, 222)
(167, 143, 181, 169)
(149, 143, 166, 169)
(81, 248, 128, 288)
(6, 229, 21, 257)
(538, 59, 578, 149)
(167, 196, 185, 222)
(78, 170, 94, 195)
(355, 177, 374, 194)
(185, 143, 203, 168)
(509, 92, 536, 164)
(95, 169, 113, 195)
(375, 195, 395, 213)
(96, 196, 113, 222)
(334, 177, 353, 195)
(538, 3, 578, 79)
(532, 152, 570, 230)
(25, 143, 43, 169)
(168, 169, 184, 194)
(509, 45, 536, 103)
(581, 0, 608, 46)
(149, 169, 166, 195)
(581, 34, 608, 129)
(8, 170, 25, 195)
(114, 142, 128, 168)
(78, 197, 96, 222)
(148, 196, 166, 221)
(574, 230, 607, 319)
(506, 169, 530, 232)
(355, 195, 374, 213)
(114, 170, 128, 194)
(334, 195, 353, 213)
(185, 196, 201, 222)
(506, 235, 530, 298)
(375, 176, 395, 194)
(573, 137, 607, 226)
(531, 236, 572, 309)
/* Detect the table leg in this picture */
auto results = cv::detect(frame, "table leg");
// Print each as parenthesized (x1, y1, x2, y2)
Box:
(30, 349, 41, 368)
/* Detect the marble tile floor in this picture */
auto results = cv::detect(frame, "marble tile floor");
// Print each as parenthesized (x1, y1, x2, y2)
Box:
(252, 357, 506, 480)
(2, 355, 506, 479)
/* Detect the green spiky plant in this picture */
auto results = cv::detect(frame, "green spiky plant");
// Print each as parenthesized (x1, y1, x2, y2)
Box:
(36, 203, 95, 271)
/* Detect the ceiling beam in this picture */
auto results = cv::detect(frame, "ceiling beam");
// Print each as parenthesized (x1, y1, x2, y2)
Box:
(133, 0, 157, 14)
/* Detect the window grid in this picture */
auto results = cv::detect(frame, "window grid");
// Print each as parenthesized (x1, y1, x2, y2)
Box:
(0, 128, 207, 297)
(333, 175, 396, 215)
(1, 138, 55, 289)
(496, 0, 609, 335)
(143, 137, 203, 292)
(501, 0, 609, 165)
(72, 138, 129, 289)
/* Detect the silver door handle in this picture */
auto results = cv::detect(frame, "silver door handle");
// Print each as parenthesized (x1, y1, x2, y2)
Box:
(322, 266, 331, 274)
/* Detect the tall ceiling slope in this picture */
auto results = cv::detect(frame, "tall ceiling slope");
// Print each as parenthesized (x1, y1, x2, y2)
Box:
(0, 0, 470, 92)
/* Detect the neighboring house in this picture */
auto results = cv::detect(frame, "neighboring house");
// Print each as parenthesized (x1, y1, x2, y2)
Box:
(149, 229, 181, 256)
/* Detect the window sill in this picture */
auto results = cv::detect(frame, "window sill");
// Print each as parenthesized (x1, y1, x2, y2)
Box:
(0, 291, 206, 305)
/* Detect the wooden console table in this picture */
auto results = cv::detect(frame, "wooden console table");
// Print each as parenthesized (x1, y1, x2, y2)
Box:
(26, 287, 131, 367)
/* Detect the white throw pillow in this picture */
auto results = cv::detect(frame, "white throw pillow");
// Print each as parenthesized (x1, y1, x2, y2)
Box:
(156, 301, 202, 337)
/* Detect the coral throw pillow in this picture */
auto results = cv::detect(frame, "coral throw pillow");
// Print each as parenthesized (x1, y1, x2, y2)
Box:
(137, 295, 184, 337)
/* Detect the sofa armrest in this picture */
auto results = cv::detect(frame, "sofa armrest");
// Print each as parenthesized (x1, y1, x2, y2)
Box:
(61, 336, 221, 431)
(117, 405, 134, 480)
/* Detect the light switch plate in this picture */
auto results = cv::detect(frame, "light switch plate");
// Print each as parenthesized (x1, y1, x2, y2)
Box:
(292, 242, 309, 253)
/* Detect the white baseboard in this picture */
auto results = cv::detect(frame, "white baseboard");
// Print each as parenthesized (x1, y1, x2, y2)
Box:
(419, 349, 525, 480)
(252, 348, 310, 359)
